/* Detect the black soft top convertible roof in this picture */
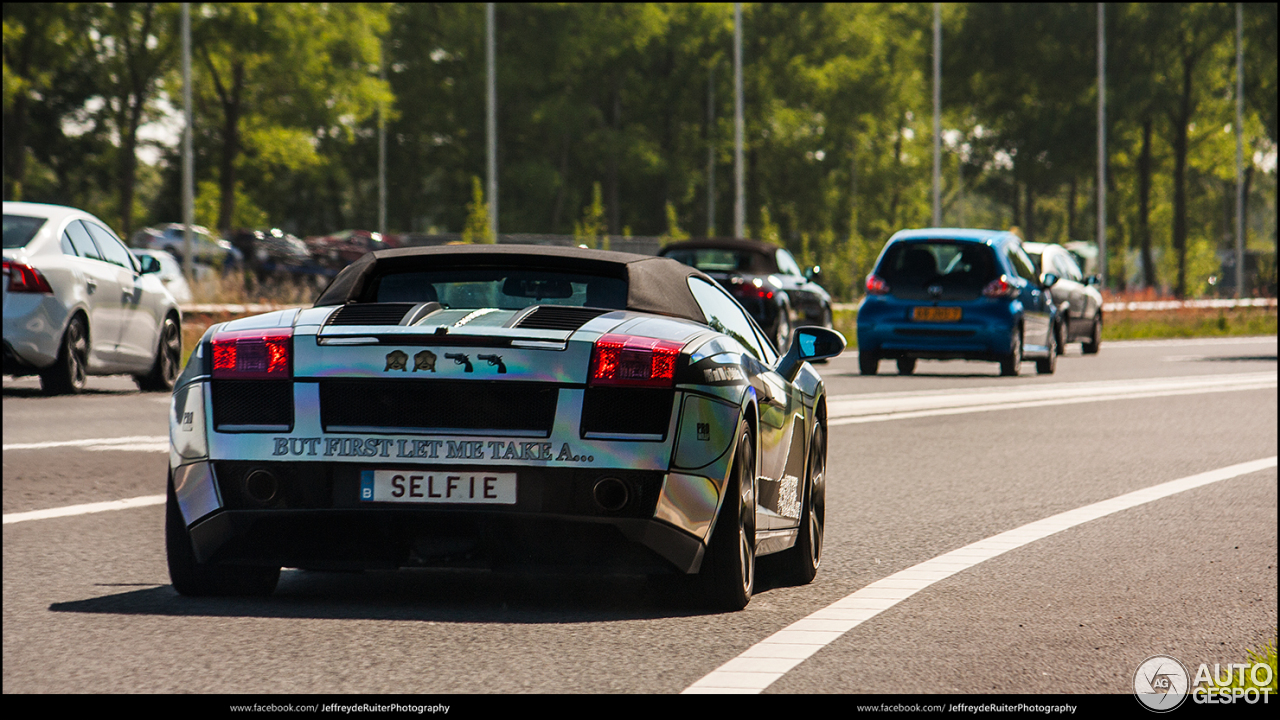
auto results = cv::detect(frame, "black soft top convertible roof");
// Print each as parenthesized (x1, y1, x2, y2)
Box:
(313, 244, 712, 323)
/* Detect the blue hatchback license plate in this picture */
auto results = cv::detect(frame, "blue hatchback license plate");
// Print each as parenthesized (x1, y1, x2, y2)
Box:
(912, 306, 961, 322)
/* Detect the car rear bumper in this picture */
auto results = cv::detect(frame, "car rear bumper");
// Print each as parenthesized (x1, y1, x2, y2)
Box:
(856, 297, 1016, 359)
(2, 293, 68, 370)
(175, 460, 707, 574)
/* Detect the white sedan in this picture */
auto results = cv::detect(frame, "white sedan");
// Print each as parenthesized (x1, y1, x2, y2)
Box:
(3, 201, 183, 394)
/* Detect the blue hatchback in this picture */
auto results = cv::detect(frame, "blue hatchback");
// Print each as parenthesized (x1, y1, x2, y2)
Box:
(856, 228, 1059, 376)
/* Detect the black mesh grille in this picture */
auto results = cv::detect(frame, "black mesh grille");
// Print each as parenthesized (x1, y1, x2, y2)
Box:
(325, 303, 417, 326)
(515, 306, 607, 331)
(212, 380, 293, 429)
(580, 387, 673, 436)
(320, 379, 558, 433)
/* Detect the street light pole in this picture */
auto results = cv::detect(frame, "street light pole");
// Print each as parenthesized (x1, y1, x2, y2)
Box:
(733, 3, 744, 239)
(1097, 3, 1107, 287)
(486, 3, 498, 242)
(1235, 2, 1245, 298)
(932, 3, 942, 228)
(181, 2, 194, 283)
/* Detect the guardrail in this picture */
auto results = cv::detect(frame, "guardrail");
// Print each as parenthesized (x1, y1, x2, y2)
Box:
(833, 298, 1277, 313)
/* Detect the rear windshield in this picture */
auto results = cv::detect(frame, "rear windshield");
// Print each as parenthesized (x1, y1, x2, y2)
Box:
(664, 248, 773, 274)
(3, 214, 47, 249)
(371, 268, 628, 310)
(876, 241, 998, 292)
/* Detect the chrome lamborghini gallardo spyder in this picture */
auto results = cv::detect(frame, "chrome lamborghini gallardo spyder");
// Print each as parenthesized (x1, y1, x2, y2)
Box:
(166, 245, 844, 609)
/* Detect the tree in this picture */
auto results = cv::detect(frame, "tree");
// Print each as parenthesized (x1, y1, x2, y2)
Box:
(191, 3, 391, 234)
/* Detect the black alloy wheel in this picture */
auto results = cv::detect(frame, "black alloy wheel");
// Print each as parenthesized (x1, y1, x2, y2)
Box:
(999, 328, 1023, 377)
(137, 315, 182, 391)
(166, 476, 280, 597)
(896, 357, 917, 375)
(1082, 315, 1102, 354)
(40, 315, 88, 395)
(700, 421, 757, 610)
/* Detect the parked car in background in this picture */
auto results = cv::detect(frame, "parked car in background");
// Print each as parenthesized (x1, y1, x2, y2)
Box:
(857, 228, 1059, 376)
(659, 238, 833, 352)
(4, 202, 183, 394)
(1020, 241, 1103, 354)
(305, 229, 397, 269)
(131, 223, 243, 270)
(165, 244, 846, 608)
(130, 248, 210, 304)
(228, 228, 312, 268)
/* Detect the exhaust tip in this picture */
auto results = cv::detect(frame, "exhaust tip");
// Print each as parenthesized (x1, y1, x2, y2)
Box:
(243, 469, 279, 505)
(592, 477, 629, 512)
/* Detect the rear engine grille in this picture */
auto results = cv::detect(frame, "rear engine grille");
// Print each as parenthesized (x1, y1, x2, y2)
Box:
(580, 387, 674, 437)
(212, 380, 293, 430)
(320, 379, 558, 434)
(514, 306, 607, 331)
(325, 303, 418, 326)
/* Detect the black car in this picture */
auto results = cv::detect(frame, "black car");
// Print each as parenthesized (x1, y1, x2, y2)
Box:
(166, 244, 846, 609)
(659, 238, 834, 352)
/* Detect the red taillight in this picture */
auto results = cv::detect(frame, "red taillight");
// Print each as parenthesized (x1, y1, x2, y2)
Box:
(982, 275, 1018, 298)
(3, 259, 54, 294)
(212, 329, 293, 379)
(589, 333, 684, 388)
(731, 282, 774, 301)
(865, 273, 890, 295)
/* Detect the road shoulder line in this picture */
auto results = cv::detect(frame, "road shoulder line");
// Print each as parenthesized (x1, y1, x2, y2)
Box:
(682, 456, 1278, 694)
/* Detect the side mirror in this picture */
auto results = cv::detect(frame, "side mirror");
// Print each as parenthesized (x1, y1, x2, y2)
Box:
(137, 255, 161, 275)
(805, 265, 822, 282)
(776, 326, 847, 381)
(1041, 272, 1059, 288)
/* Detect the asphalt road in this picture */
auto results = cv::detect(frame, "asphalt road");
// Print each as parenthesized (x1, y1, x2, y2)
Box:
(3, 336, 1276, 695)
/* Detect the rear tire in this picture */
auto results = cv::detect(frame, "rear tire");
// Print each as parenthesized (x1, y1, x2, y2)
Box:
(774, 303, 793, 354)
(999, 329, 1022, 377)
(698, 421, 756, 611)
(136, 314, 182, 392)
(40, 315, 88, 395)
(1082, 315, 1102, 354)
(166, 476, 279, 597)
(1035, 326, 1057, 374)
(896, 357, 916, 375)
(858, 352, 879, 376)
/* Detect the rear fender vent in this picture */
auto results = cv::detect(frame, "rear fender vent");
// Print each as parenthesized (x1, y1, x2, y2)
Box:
(513, 306, 609, 331)
(325, 303, 419, 327)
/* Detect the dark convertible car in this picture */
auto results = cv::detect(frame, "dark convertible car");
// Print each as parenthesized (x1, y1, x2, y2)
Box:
(659, 238, 834, 352)
(166, 244, 845, 609)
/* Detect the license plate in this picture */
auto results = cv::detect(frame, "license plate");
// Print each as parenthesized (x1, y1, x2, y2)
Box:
(360, 470, 516, 504)
(912, 306, 961, 322)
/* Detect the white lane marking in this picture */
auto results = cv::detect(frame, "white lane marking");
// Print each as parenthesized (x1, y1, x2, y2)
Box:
(683, 456, 1279, 694)
(3, 494, 166, 525)
(2, 436, 168, 451)
(83, 442, 171, 452)
(827, 372, 1275, 425)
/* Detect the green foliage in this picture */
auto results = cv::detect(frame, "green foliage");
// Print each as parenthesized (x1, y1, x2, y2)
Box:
(574, 182, 607, 250)
(4, 2, 1275, 299)
(758, 206, 781, 245)
(660, 201, 688, 246)
(461, 176, 493, 244)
